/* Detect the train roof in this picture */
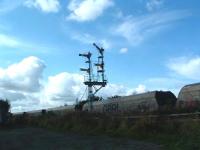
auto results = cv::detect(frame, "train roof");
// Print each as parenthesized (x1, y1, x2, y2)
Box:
(178, 82, 200, 100)
(84, 90, 176, 110)
(179, 82, 200, 92)
(98, 90, 174, 104)
(109, 90, 172, 99)
(181, 82, 200, 88)
(47, 105, 74, 111)
(13, 105, 75, 115)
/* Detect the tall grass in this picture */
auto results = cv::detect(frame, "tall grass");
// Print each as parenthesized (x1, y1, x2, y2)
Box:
(10, 112, 200, 150)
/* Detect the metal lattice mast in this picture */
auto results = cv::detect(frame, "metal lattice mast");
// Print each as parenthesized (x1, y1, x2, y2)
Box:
(79, 43, 107, 111)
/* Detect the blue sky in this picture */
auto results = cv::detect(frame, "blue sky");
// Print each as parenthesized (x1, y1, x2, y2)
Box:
(0, 0, 200, 112)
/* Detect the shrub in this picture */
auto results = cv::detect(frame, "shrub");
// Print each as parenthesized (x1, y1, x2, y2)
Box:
(0, 99, 11, 124)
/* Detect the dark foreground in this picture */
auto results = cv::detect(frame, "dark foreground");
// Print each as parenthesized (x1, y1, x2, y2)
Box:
(0, 127, 162, 150)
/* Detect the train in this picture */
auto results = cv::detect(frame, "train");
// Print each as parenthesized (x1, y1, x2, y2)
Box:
(82, 91, 177, 114)
(13, 82, 200, 117)
(177, 83, 200, 111)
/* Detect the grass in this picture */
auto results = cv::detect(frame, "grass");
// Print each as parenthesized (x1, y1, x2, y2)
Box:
(9, 112, 200, 150)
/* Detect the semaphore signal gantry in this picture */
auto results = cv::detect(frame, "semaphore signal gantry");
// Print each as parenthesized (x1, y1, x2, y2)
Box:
(79, 43, 107, 111)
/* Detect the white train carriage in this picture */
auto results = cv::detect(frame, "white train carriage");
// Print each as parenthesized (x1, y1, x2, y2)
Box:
(13, 105, 75, 117)
(177, 83, 200, 110)
(83, 91, 177, 113)
(46, 105, 75, 115)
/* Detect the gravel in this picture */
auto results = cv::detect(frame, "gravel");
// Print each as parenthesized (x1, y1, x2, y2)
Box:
(0, 127, 163, 150)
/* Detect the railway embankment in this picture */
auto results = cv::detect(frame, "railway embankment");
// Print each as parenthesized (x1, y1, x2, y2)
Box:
(8, 112, 200, 150)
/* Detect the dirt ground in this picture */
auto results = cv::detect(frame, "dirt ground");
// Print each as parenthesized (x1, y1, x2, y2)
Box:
(0, 127, 162, 150)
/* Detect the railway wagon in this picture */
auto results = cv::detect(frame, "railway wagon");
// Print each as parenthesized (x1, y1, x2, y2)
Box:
(13, 105, 75, 117)
(13, 110, 45, 117)
(46, 105, 75, 115)
(83, 91, 177, 114)
(177, 83, 200, 111)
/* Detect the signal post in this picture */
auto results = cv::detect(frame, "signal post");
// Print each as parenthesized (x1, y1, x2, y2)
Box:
(79, 43, 107, 111)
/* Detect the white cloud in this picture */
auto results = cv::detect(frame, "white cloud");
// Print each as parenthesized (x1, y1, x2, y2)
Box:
(0, 57, 88, 111)
(143, 77, 191, 96)
(0, 56, 45, 93)
(145, 77, 184, 89)
(72, 33, 95, 44)
(24, 0, 60, 13)
(42, 74, 146, 105)
(99, 84, 132, 98)
(146, 0, 163, 12)
(0, 33, 54, 54)
(42, 72, 84, 106)
(135, 84, 146, 94)
(119, 47, 128, 54)
(100, 39, 111, 49)
(0, 34, 20, 48)
(114, 10, 190, 45)
(72, 33, 111, 49)
(0, 57, 86, 112)
(11, 98, 40, 113)
(0, 56, 45, 112)
(67, 0, 113, 22)
(99, 84, 147, 98)
(167, 56, 200, 80)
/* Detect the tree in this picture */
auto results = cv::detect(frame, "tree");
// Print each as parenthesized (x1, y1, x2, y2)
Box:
(0, 99, 11, 124)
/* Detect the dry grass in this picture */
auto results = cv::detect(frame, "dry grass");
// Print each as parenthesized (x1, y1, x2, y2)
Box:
(9, 112, 200, 150)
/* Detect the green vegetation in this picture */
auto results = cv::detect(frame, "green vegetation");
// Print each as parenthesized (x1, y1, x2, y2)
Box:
(10, 112, 200, 150)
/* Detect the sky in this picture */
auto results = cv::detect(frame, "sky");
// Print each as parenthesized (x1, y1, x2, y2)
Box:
(0, 0, 200, 112)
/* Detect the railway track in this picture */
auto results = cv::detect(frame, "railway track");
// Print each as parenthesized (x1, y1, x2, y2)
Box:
(108, 112, 200, 121)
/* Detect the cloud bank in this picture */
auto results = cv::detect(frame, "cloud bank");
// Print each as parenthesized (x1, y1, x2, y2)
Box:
(0, 56, 45, 92)
(0, 56, 146, 112)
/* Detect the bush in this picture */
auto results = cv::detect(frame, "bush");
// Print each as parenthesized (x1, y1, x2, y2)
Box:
(0, 99, 10, 125)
